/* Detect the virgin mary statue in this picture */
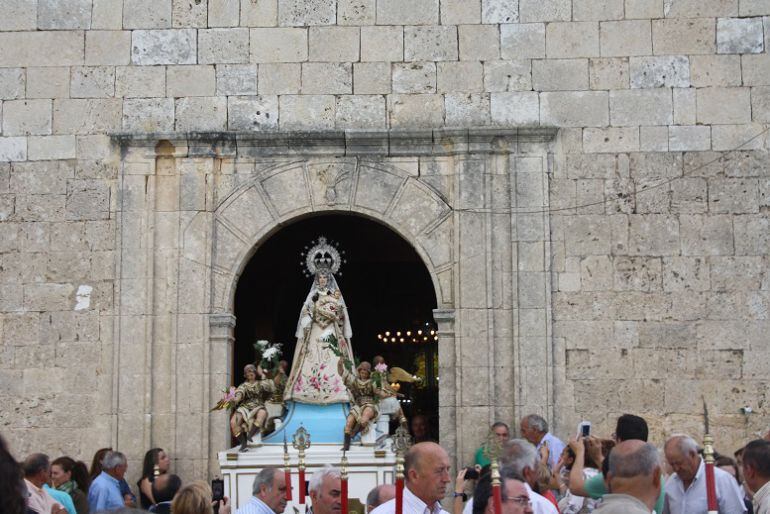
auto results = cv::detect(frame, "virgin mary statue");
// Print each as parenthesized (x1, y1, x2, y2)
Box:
(284, 237, 355, 404)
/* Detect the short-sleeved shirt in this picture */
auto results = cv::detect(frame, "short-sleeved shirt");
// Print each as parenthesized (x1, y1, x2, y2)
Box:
(663, 459, 746, 514)
(583, 472, 666, 514)
(88, 471, 126, 512)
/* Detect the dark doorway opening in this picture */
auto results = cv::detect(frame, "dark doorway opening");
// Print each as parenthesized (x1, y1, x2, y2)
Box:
(233, 213, 439, 440)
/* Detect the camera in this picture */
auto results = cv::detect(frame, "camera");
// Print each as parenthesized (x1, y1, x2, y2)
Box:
(464, 467, 479, 480)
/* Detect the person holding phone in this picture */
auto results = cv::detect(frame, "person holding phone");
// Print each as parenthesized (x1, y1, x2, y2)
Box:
(520, 415, 565, 472)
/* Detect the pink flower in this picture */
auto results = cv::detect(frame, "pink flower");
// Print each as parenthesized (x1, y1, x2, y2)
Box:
(374, 363, 388, 373)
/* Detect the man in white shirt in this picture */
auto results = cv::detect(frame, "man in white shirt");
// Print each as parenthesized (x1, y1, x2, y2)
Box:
(741, 439, 770, 514)
(520, 415, 565, 472)
(662, 434, 746, 514)
(371, 442, 451, 514)
(235, 467, 287, 514)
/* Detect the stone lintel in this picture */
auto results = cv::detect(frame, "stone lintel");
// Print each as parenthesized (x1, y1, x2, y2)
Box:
(112, 128, 557, 158)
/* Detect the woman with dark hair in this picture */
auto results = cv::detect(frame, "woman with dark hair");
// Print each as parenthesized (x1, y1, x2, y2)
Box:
(51, 457, 90, 514)
(0, 435, 27, 514)
(137, 448, 170, 509)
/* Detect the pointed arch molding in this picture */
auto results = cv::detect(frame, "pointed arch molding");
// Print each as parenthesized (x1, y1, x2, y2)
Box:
(113, 128, 557, 476)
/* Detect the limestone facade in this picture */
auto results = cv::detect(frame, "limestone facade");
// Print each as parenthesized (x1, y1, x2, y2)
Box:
(1, 0, 769, 482)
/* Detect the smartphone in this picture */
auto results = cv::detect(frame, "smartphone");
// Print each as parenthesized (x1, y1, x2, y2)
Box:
(577, 421, 591, 438)
(464, 467, 479, 480)
(212, 478, 225, 502)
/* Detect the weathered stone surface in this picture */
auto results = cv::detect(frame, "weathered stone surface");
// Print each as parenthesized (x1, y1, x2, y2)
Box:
(669, 126, 711, 152)
(437, 62, 483, 92)
(652, 18, 716, 55)
(689, 55, 741, 87)
(717, 17, 764, 54)
(309, 26, 360, 61)
(445, 93, 491, 126)
(3, 100, 52, 136)
(116, 66, 166, 97)
(216, 65, 258, 95)
(123, 0, 171, 28)
(174, 97, 228, 131)
(0, 138, 28, 162)
(519, 0, 571, 21)
(338, 0, 375, 25)
(625, 0, 663, 18)
(38, 0, 92, 29)
(86, 31, 131, 65)
(335, 95, 385, 128)
(673, 87, 696, 125)
(123, 98, 175, 132)
(258, 63, 300, 94)
(601, 20, 652, 56)
(482, 0, 518, 23)
(0, 32, 85, 67)
(240, 0, 278, 26)
(70, 66, 115, 98)
(589, 57, 629, 89)
(484, 60, 532, 91)
(301, 63, 352, 94)
(501, 23, 546, 59)
(404, 26, 458, 61)
(629, 56, 690, 88)
(250, 28, 307, 62)
(376, 0, 439, 24)
(27, 136, 77, 161)
(573, 0, 624, 19)
(278, 0, 336, 25)
(167, 65, 216, 96)
(532, 59, 589, 91)
(360, 26, 403, 62)
(131, 29, 197, 65)
(459, 25, 500, 61)
(546, 22, 600, 58)
(583, 127, 639, 153)
(279, 94, 335, 129)
(227, 95, 280, 130)
(491, 92, 540, 124)
(198, 28, 250, 63)
(353, 62, 390, 94)
(393, 63, 437, 94)
(388, 94, 444, 127)
(0, 68, 25, 100)
(207, 0, 239, 27)
(0, 0, 37, 31)
(610, 89, 673, 126)
(541, 91, 609, 127)
(696, 87, 751, 124)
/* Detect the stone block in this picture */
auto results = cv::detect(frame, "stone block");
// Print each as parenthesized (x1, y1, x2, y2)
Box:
(600, 20, 652, 56)
(240, 0, 278, 26)
(278, 0, 336, 25)
(482, 0, 518, 22)
(751, 86, 770, 122)
(123, 0, 171, 28)
(0, 0, 37, 31)
(309, 27, 360, 61)
(734, 215, 770, 254)
(689, 55, 741, 87)
(27, 136, 77, 161)
(532, 59, 589, 91)
(583, 127, 639, 153)
(3, 100, 52, 136)
(66, 180, 110, 221)
(491, 92, 540, 125)
(670, 177, 708, 213)
(207, 0, 239, 27)
(216, 64, 258, 95)
(227, 95, 280, 130)
(484, 60, 532, 91)
(92, 0, 122, 29)
(740, 0, 770, 15)
(610, 89, 673, 126)
(669, 126, 711, 151)
(627, 215, 679, 256)
(85, 31, 131, 65)
(279, 94, 335, 129)
(519, 0, 571, 21)
(696, 87, 751, 124)
(404, 26, 458, 61)
(501, 23, 545, 59)
(540, 91, 609, 127)
(711, 256, 764, 291)
(376, 0, 439, 24)
(174, 97, 228, 131)
(667, 0, 739, 17)
(338, 0, 375, 24)
(335, 95, 386, 128)
(437, 62, 483, 93)
(709, 178, 760, 213)
(742, 54, 770, 85)
(131, 29, 197, 65)
(123, 98, 175, 132)
(388, 94, 444, 128)
(662, 256, 710, 291)
(0, 32, 85, 67)
(640, 125, 668, 151)
(717, 17, 764, 54)
(70, 66, 115, 98)
(26, 68, 71, 100)
(115, 66, 166, 97)
(361, 26, 403, 62)
(573, 0, 624, 20)
(198, 28, 250, 63)
(589, 58, 629, 89)
(711, 124, 767, 150)
(167, 65, 217, 96)
(0, 69, 25, 100)
(459, 25, 500, 61)
(629, 56, 690, 88)
(445, 93, 491, 126)
(301, 63, 352, 94)
(680, 214, 734, 255)
(250, 28, 307, 62)
(0, 138, 27, 162)
(673, 87, 696, 124)
(441, 0, 481, 24)
(546, 22, 600, 58)
(625, 0, 663, 18)
(353, 62, 390, 94)
(38, 0, 92, 29)
(652, 19, 716, 55)
(393, 63, 437, 95)
(258, 63, 300, 94)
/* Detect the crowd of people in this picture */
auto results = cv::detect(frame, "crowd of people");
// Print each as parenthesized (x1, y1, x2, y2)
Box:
(2, 412, 769, 514)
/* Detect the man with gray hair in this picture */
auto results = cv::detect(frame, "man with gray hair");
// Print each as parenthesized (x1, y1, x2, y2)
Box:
(366, 484, 395, 513)
(235, 467, 287, 514)
(308, 466, 342, 514)
(519, 414, 564, 471)
(88, 451, 128, 512)
(593, 440, 661, 513)
(663, 434, 745, 514)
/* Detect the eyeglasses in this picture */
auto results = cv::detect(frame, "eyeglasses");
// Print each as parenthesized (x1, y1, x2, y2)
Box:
(504, 496, 532, 507)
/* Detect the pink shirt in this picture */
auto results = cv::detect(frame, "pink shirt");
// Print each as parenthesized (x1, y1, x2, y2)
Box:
(25, 479, 63, 514)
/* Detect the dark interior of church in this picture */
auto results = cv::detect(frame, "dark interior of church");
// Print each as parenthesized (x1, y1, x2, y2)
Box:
(234, 213, 439, 435)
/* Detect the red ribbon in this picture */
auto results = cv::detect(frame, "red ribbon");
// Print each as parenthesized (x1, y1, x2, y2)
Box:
(299, 469, 306, 504)
(395, 477, 404, 514)
(341, 477, 348, 514)
(285, 470, 292, 501)
(492, 482, 503, 514)
(705, 462, 718, 512)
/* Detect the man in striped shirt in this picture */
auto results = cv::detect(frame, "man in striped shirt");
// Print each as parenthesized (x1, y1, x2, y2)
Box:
(235, 467, 287, 514)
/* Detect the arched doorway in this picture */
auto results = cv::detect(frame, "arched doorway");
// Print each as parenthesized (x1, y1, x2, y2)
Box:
(233, 213, 440, 439)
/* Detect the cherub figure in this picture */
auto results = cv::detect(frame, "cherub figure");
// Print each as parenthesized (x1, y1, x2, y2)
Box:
(337, 359, 388, 451)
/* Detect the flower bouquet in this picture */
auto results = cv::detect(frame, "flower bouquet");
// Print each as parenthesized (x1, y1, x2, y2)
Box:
(322, 333, 353, 372)
(372, 362, 388, 388)
(253, 339, 283, 373)
(210, 386, 237, 411)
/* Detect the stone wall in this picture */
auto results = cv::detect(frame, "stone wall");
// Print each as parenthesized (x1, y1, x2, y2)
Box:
(1, 0, 769, 479)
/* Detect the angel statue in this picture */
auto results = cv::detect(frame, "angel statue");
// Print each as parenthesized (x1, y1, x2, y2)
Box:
(230, 364, 275, 451)
(284, 237, 355, 404)
(337, 359, 389, 451)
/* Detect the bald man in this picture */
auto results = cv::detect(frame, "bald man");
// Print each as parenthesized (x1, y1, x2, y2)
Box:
(370, 442, 451, 514)
(594, 440, 661, 514)
(366, 484, 396, 513)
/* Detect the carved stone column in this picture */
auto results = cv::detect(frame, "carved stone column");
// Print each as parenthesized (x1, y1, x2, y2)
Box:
(208, 312, 236, 476)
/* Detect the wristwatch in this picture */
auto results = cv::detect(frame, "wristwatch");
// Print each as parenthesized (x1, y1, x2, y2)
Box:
(454, 492, 468, 502)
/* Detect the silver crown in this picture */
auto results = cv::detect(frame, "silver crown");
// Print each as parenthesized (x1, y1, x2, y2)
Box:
(301, 236, 345, 277)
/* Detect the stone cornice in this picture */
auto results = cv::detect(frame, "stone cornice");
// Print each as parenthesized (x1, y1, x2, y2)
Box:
(112, 128, 557, 158)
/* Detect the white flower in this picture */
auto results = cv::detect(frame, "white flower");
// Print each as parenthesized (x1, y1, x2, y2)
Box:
(263, 346, 281, 360)
(254, 339, 269, 349)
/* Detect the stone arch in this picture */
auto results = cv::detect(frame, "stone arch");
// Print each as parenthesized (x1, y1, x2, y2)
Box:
(210, 158, 455, 315)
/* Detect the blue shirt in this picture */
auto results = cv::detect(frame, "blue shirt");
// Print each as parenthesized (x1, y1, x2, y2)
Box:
(537, 432, 566, 471)
(88, 471, 125, 512)
(43, 485, 76, 514)
(235, 496, 277, 514)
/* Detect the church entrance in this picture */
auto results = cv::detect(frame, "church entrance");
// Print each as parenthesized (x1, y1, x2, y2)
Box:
(233, 213, 440, 440)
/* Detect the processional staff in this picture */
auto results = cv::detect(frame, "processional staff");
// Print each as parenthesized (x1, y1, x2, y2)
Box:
(702, 399, 718, 514)
(293, 426, 311, 505)
(484, 431, 504, 514)
(391, 425, 413, 514)
(340, 451, 349, 514)
(283, 433, 293, 502)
